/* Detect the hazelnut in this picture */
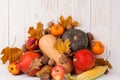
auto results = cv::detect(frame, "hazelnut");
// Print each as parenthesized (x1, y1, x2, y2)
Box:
(87, 32, 94, 42)
(40, 73, 50, 80)
(44, 28, 50, 34)
(48, 59, 55, 66)
(48, 21, 54, 28)
(87, 32, 94, 48)
(66, 24, 73, 30)
(41, 55, 50, 65)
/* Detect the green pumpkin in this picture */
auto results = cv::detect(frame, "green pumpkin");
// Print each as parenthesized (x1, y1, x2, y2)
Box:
(62, 29, 88, 52)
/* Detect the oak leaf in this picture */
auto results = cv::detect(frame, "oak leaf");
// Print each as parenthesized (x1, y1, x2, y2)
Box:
(26, 58, 42, 73)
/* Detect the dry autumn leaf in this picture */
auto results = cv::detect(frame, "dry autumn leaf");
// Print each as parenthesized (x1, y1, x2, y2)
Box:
(95, 58, 112, 74)
(1, 47, 22, 64)
(28, 22, 43, 40)
(54, 38, 70, 54)
(58, 16, 79, 28)
(26, 58, 42, 73)
(95, 58, 112, 69)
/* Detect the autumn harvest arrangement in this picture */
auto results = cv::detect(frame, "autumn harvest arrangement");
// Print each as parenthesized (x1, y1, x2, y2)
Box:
(0, 16, 112, 80)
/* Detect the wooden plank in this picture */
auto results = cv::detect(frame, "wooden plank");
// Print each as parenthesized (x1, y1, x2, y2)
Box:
(24, 0, 42, 39)
(91, 0, 112, 58)
(72, 0, 91, 32)
(40, 0, 58, 26)
(24, 0, 58, 38)
(9, 0, 25, 48)
(111, 0, 120, 73)
(0, 0, 8, 51)
(24, 0, 42, 26)
(58, 0, 72, 18)
(0, 0, 8, 73)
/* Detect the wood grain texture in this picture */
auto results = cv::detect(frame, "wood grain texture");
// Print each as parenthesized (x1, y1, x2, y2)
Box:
(111, 0, 120, 73)
(8, 0, 25, 48)
(24, 0, 58, 33)
(0, 0, 9, 74)
(58, 0, 72, 17)
(40, 0, 58, 27)
(0, 0, 8, 51)
(91, 0, 112, 59)
(72, 0, 91, 32)
(24, 0, 42, 39)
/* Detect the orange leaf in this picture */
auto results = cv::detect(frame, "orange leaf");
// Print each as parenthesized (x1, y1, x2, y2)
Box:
(1, 47, 22, 64)
(58, 16, 79, 28)
(28, 22, 43, 39)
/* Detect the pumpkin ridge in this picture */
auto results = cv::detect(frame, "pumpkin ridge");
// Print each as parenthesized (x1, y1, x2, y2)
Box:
(62, 29, 88, 52)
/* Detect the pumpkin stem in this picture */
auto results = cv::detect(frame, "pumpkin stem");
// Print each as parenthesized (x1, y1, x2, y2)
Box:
(55, 26, 59, 30)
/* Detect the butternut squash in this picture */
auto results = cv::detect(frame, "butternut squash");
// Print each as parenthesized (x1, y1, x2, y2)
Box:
(39, 34, 73, 73)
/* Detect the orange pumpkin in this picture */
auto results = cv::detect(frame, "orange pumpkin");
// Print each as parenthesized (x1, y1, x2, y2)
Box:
(50, 24, 64, 36)
(91, 41, 104, 55)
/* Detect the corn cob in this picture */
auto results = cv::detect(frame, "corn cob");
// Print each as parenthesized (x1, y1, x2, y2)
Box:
(77, 66, 108, 80)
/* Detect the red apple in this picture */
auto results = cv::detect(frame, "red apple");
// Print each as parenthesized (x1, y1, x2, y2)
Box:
(8, 62, 21, 75)
(51, 65, 66, 80)
(73, 49, 95, 74)
(17, 51, 41, 76)
(26, 37, 39, 50)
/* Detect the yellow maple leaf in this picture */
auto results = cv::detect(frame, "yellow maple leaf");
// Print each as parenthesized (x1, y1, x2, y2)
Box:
(54, 39, 70, 54)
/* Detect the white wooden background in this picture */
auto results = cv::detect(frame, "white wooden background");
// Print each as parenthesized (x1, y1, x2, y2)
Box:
(0, 0, 120, 79)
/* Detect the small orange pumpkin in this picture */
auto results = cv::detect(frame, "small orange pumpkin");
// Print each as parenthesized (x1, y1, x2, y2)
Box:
(50, 24, 64, 36)
(91, 41, 104, 55)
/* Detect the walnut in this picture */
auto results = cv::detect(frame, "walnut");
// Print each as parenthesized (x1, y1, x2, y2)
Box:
(40, 73, 50, 80)
(48, 59, 55, 66)
(59, 54, 68, 64)
(44, 28, 50, 34)
(41, 55, 50, 65)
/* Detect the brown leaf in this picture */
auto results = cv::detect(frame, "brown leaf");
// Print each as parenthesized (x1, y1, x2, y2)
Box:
(27, 58, 42, 73)
(1, 47, 22, 64)
(95, 58, 112, 74)
(28, 22, 43, 39)
(95, 58, 112, 69)
(54, 39, 70, 54)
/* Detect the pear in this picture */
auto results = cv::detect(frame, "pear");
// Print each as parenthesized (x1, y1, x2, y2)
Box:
(36, 65, 52, 77)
